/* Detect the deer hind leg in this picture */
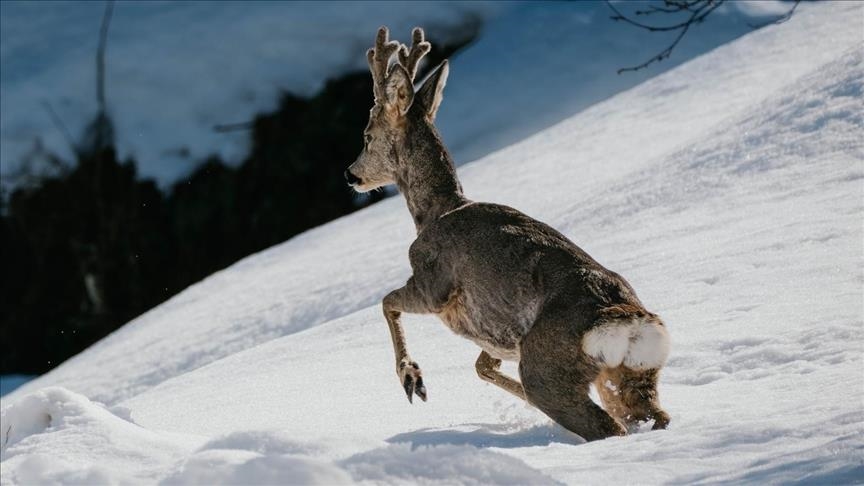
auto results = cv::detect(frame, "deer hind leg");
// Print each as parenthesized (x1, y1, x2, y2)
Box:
(518, 314, 626, 442)
(585, 315, 671, 430)
(595, 366, 670, 431)
(475, 351, 526, 400)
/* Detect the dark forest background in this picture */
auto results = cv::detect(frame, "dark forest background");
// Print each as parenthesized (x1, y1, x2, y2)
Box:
(0, 26, 477, 375)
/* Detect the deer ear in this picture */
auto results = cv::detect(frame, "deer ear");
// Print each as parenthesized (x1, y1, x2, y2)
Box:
(417, 60, 448, 121)
(384, 64, 414, 115)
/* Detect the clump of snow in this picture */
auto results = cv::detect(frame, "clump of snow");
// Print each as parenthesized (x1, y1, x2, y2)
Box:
(5, 454, 117, 486)
(1, 2, 862, 484)
(200, 430, 326, 457)
(163, 437, 557, 486)
(1, 387, 202, 484)
(1, 392, 51, 451)
(163, 450, 352, 486)
(341, 443, 560, 485)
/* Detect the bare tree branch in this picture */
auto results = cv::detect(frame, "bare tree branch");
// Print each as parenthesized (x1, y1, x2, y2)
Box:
(96, 0, 114, 112)
(83, 0, 115, 155)
(608, 0, 801, 75)
(635, 5, 690, 16)
(41, 101, 79, 156)
(607, 0, 722, 33)
(608, 0, 724, 74)
(213, 121, 255, 133)
(634, 1, 706, 16)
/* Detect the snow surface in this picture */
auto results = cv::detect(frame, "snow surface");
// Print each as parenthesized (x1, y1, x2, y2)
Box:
(2, 1, 782, 187)
(2, 2, 863, 484)
(0, 0, 495, 187)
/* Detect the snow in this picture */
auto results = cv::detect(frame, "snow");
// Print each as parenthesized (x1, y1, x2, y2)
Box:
(0, 387, 202, 484)
(2, 1, 863, 484)
(2, 1, 779, 187)
(0, 1, 496, 186)
(0, 388, 556, 485)
(435, 0, 776, 164)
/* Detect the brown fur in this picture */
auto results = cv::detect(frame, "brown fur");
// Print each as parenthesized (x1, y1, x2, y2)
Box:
(519, 306, 627, 441)
(347, 27, 670, 441)
(595, 366, 670, 430)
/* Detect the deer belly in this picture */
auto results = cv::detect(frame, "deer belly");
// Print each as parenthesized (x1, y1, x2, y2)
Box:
(436, 289, 525, 361)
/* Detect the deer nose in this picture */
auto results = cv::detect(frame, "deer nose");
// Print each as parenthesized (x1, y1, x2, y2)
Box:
(344, 170, 361, 185)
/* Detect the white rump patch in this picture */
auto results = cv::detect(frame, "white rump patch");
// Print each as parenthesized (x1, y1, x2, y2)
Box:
(582, 318, 670, 370)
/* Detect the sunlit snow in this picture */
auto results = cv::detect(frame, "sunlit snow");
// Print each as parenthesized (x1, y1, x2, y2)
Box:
(2, 2, 862, 484)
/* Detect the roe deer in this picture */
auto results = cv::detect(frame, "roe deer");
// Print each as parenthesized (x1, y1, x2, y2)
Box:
(345, 27, 671, 441)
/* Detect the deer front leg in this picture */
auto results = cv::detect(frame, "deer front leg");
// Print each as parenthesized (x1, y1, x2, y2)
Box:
(382, 278, 433, 403)
(475, 351, 526, 401)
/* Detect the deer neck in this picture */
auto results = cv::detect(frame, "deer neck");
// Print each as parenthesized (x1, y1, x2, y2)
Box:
(395, 121, 467, 233)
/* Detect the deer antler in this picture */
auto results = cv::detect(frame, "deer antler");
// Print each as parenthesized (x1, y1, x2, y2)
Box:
(367, 26, 400, 104)
(397, 27, 431, 82)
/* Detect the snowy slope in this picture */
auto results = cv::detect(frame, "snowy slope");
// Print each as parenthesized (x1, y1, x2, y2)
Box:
(2, 2, 863, 484)
(6, 0, 858, 408)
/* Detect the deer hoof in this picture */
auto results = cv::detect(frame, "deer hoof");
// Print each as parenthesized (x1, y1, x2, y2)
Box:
(398, 359, 427, 403)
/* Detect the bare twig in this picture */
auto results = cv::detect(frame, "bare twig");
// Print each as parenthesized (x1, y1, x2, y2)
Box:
(608, 0, 724, 74)
(213, 121, 255, 133)
(609, 0, 802, 74)
(635, 5, 688, 16)
(41, 101, 79, 156)
(82, 0, 116, 155)
(607, 0, 722, 33)
(96, 0, 114, 112)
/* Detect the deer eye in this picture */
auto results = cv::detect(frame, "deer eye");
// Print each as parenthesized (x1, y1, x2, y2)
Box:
(364, 134, 373, 147)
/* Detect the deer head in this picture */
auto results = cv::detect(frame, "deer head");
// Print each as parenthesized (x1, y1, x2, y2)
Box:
(345, 26, 450, 192)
